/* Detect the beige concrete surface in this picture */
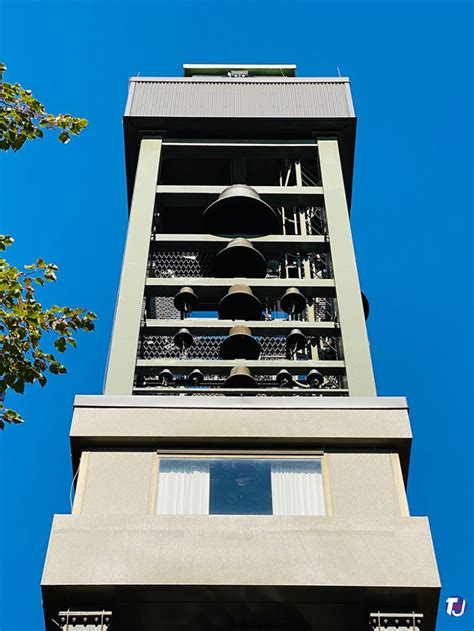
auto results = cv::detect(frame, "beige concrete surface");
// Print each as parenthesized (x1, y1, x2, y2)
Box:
(73, 450, 405, 518)
(71, 406, 411, 442)
(79, 452, 154, 515)
(328, 453, 403, 518)
(42, 514, 440, 589)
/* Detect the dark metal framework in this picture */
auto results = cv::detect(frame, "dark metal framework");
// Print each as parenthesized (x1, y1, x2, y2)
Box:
(133, 140, 347, 395)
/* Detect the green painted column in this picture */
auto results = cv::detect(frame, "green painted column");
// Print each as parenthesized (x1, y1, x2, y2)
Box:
(318, 138, 376, 396)
(104, 138, 162, 394)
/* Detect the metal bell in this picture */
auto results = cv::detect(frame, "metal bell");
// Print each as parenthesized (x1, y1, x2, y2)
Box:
(305, 369, 324, 388)
(361, 292, 370, 320)
(159, 369, 175, 386)
(173, 287, 198, 314)
(223, 365, 258, 389)
(202, 184, 281, 236)
(173, 328, 194, 351)
(220, 325, 261, 360)
(188, 369, 204, 386)
(218, 284, 262, 320)
(286, 328, 308, 357)
(280, 287, 307, 315)
(214, 238, 267, 278)
(276, 369, 293, 388)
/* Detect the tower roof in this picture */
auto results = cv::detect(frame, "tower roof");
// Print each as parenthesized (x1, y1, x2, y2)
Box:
(123, 70, 356, 207)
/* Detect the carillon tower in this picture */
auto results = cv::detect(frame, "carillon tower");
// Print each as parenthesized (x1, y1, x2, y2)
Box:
(41, 65, 440, 631)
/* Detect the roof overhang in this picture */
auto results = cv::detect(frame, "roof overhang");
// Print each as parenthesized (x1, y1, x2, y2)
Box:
(123, 76, 356, 211)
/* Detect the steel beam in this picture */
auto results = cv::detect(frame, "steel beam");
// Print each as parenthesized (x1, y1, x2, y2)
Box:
(145, 277, 335, 298)
(156, 184, 323, 206)
(143, 319, 340, 336)
(151, 233, 329, 253)
(318, 139, 376, 395)
(162, 140, 318, 159)
(132, 387, 348, 396)
(104, 138, 162, 394)
(136, 359, 345, 375)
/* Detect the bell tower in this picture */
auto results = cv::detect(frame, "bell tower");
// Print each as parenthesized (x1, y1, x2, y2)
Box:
(41, 64, 440, 631)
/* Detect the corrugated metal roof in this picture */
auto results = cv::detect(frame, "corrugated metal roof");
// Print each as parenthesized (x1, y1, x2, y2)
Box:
(126, 77, 355, 119)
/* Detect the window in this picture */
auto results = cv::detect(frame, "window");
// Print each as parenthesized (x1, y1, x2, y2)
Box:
(156, 456, 325, 516)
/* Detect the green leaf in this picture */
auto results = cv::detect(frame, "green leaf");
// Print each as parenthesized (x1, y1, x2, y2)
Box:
(58, 130, 70, 144)
(54, 337, 67, 352)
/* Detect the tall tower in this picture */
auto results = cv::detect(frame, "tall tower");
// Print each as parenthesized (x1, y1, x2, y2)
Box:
(41, 65, 440, 631)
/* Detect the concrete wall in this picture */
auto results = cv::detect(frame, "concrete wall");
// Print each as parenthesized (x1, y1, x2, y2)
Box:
(74, 450, 407, 518)
(42, 514, 439, 589)
(75, 452, 155, 515)
(71, 404, 412, 443)
(327, 453, 405, 518)
(43, 398, 437, 630)
(70, 397, 412, 517)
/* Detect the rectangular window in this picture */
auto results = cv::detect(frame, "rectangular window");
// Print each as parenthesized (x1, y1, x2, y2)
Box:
(156, 456, 325, 516)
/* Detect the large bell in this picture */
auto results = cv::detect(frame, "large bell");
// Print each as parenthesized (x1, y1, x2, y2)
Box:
(173, 287, 198, 314)
(361, 292, 370, 320)
(214, 238, 267, 278)
(280, 287, 307, 316)
(220, 325, 261, 360)
(202, 184, 280, 236)
(188, 369, 204, 386)
(173, 328, 194, 352)
(276, 369, 293, 388)
(218, 284, 262, 320)
(305, 369, 324, 388)
(286, 328, 308, 357)
(223, 365, 258, 389)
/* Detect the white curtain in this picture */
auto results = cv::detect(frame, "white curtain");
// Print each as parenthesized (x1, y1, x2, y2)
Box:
(271, 460, 325, 516)
(156, 459, 210, 515)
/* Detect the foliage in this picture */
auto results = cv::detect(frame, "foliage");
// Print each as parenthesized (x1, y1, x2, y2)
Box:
(0, 62, 88, 151)
(0, 235, 97, 429)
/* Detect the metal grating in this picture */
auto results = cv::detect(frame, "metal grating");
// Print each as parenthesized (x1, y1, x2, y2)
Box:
(150, 250, 214, 278)
(147, 296, 179, 320)
(139, 333, 342, 362)
(141, 335, 287, 361)
(149, 249, 331, 280)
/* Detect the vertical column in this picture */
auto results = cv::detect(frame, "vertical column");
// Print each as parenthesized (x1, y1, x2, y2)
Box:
(318, 138, 376, 395)
(105, 138, 162, 394)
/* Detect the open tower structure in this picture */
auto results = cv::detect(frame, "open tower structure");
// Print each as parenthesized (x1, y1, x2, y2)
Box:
(41, 64, 440, 631)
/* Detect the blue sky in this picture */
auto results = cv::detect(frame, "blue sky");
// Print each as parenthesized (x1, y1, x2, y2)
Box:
(0, 1, 472, 629)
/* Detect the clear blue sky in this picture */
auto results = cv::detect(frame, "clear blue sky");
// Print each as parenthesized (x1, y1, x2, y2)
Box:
(0, 1, 472, 630)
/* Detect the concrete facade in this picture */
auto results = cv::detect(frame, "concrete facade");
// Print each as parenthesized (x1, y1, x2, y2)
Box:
(43, 514, 438, 589)
(72, 450, 405, 518)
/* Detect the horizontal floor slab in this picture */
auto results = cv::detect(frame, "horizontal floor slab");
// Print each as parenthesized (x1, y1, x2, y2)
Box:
(70, 399, 413, 477)
(42, 515, 439, 590)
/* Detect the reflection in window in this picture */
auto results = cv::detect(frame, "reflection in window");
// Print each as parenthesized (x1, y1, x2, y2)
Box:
(156, 458, 324, 516)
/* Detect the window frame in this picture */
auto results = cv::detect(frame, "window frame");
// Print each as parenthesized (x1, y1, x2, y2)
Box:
(151, 450, 331, 516)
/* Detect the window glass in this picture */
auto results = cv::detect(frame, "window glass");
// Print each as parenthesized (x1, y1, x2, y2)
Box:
(210, 460, 272, 515)
(156, 457, 324, 516)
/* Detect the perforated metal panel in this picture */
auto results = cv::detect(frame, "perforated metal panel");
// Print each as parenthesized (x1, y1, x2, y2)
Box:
(149, 249, 331, 280)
